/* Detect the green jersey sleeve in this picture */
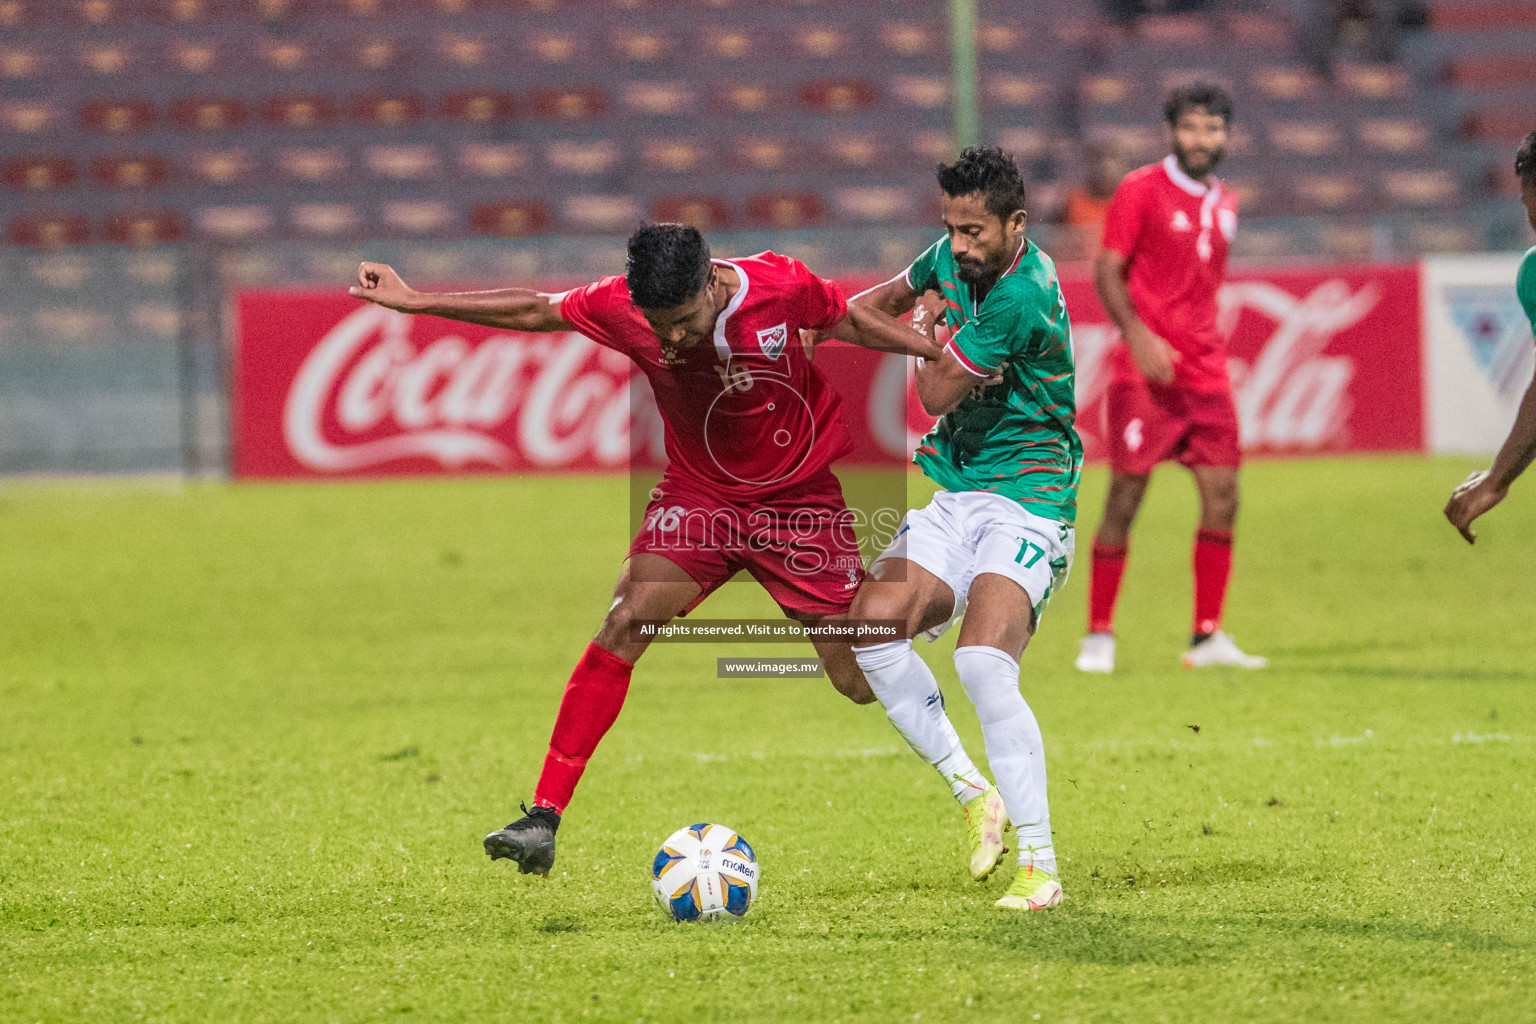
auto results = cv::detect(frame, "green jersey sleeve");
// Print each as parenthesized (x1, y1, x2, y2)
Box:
(1518, 246, 1536, 337)
(905, 237, 945, 294)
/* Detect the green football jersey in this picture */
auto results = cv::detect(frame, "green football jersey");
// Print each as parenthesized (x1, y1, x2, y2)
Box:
(906, 235, 1083, 523)
(1518, 244, 1536, 336)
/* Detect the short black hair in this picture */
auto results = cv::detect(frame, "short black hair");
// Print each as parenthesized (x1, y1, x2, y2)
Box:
(1516, 131, 1536, 188)
(625, 223, 711, 309)
(936, 146, 1028, 221)
(1164, 82, 1234, 126)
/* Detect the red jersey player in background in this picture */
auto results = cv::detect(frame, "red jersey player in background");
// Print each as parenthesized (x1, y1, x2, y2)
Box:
(1076, 83, 1267, 673)
(350, 224, 940, 876)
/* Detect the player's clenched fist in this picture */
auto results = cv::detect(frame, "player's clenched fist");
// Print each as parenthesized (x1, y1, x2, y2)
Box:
(1123, 321, 1180, 385)
(350, 262, 419, 312)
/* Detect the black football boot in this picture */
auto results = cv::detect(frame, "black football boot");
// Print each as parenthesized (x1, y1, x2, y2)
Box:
(483, 803, 560, 875)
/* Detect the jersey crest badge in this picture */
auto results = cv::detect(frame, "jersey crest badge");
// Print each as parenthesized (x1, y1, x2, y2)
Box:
(1170, 210, 1192, 232)
(756, 322, 789, 361)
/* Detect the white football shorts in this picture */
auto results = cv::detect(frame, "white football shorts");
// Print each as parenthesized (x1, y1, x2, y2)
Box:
(873, 489, 1075, 641)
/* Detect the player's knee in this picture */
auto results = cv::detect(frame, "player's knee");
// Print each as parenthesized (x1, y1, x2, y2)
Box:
(1202, 487, 1239, 529)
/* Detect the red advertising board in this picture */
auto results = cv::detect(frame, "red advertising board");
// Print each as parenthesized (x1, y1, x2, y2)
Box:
(232, 264, 1422, 480)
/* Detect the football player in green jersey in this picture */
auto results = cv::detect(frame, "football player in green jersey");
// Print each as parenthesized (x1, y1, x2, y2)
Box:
(835, 147, 1083, 910)
(1445, 130, 1536, 542)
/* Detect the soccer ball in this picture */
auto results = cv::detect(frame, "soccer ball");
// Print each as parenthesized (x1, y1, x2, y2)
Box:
(650, 823, 759, 922)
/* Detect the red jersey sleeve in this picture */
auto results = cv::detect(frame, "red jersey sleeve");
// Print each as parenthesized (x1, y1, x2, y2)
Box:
(1100, 174, 1146, 261)
(557, 275, 627, 349)
(786, 257, 848, 331)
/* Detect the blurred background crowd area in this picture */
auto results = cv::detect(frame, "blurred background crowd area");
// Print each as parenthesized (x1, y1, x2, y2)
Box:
(2, 0, 1534, 263)
(1, 0, 1533, 475)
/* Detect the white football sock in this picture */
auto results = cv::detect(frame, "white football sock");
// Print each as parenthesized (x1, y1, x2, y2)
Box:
(854, 640, 989, 804)
(953, 645, 1055, 872)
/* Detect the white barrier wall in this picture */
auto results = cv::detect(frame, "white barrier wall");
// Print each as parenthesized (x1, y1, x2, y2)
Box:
(1423, 254, 1536, 454)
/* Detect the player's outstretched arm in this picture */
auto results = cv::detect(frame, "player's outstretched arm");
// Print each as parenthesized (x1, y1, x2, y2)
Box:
(1092, 248, 1178, 385)
(349, 262, 574, 333)
(849, 271, 920, 318)
(822, 303, 944, 360)
(1444, 375, 1536, 543)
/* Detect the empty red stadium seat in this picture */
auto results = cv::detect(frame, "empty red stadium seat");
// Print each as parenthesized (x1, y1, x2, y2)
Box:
(1441, 53, 1536, 89)
(2, 157, 78, 192)
(820, 134, 887, 171)
(196, 205, 275, 240)
(456, 142, 528, 178)
(545, 140, 621, 177)
(1381, 168, 1462, 208)
(1336, 62, 1411, 101)
(166, 39, 221, 75)
(1430, 1, 1536, 31)
(79, 98, 156, 134)
(797, 79, 878, 115)
(881, 20, 937, 57)
(441, 90, 516, 125)
(437, 31, 489, 69)
(716, 83, 778, 117)
(351, 93, 427, 127)
(530, 88, 609, 121)
(1250, 66, 1325, 102)
(985, 73, 1051, 113)
(364, 144, 441, 180)
(1293, 173, 1362, 213)
(0, 1, 32, 28)
(291, 203, 361, 237)
(190, 149, 256, 186)
(1358, 118, 1430, 154)
(1269, 120, 1345, 157)
(561, 194, 641, 233)
(278, 147, 349, 182)
(104, 211, 186, 246)
(469, 200, 553, 238)
(641, 138, 709, 174)
(380, 200, 456, 235)
(8, 214, 91, 248)
(76, 0, 115, 26)
(611, 27, 673, 63)
(91, 155, 171, 189)
(261, 96, 338, 129)
(170, 97, 249, 131)
(731, 136, 799, 173)
(651, 195, 731, 231)
(1461, 106, 1532, 143)
(745, 192, 826, 229)
(623, 81, 697, 117)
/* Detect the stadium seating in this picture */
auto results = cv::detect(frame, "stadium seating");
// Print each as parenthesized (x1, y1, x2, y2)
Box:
(0, 0, 1523, 247)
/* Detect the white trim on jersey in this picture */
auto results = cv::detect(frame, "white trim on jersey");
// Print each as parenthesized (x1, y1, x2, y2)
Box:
(711, 258, 749, 362)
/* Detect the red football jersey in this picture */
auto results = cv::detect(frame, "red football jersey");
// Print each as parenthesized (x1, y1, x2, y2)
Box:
(1101, 154, 1239, 392)
(559, 251, 851, 501)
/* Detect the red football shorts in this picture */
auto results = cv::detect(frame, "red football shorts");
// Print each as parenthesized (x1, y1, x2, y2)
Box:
(1104, 379, 1242, 475)
(627, 469, 863, 620)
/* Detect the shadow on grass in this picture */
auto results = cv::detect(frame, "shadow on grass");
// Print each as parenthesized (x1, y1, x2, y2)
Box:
(978, 909, 1513, 966)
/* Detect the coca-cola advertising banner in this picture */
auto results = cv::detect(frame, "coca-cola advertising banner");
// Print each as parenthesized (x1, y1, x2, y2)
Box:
(231, 263, 1422, 480)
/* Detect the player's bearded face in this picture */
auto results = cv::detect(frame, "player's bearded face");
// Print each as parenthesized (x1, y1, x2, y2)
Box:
(1171, 109, 1228, 179)
(942, 191, 1026, 286)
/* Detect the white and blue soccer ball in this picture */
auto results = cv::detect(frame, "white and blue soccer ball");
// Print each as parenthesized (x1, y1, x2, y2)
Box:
(650, 823, 759, 922)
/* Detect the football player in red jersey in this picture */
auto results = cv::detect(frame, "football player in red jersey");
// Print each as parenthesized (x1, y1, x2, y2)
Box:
(1076, 83, 1267, 672)
(351, 224, 939, 875)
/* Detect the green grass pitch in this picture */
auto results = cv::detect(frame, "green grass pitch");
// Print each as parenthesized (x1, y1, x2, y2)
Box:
(2, 457, 1533, 1023)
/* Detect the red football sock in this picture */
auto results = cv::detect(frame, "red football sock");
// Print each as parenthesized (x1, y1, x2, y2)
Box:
(1193, 528, 1234, 637)
(1087, 540, 1129, 635)
(532, 642, 634, 814)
